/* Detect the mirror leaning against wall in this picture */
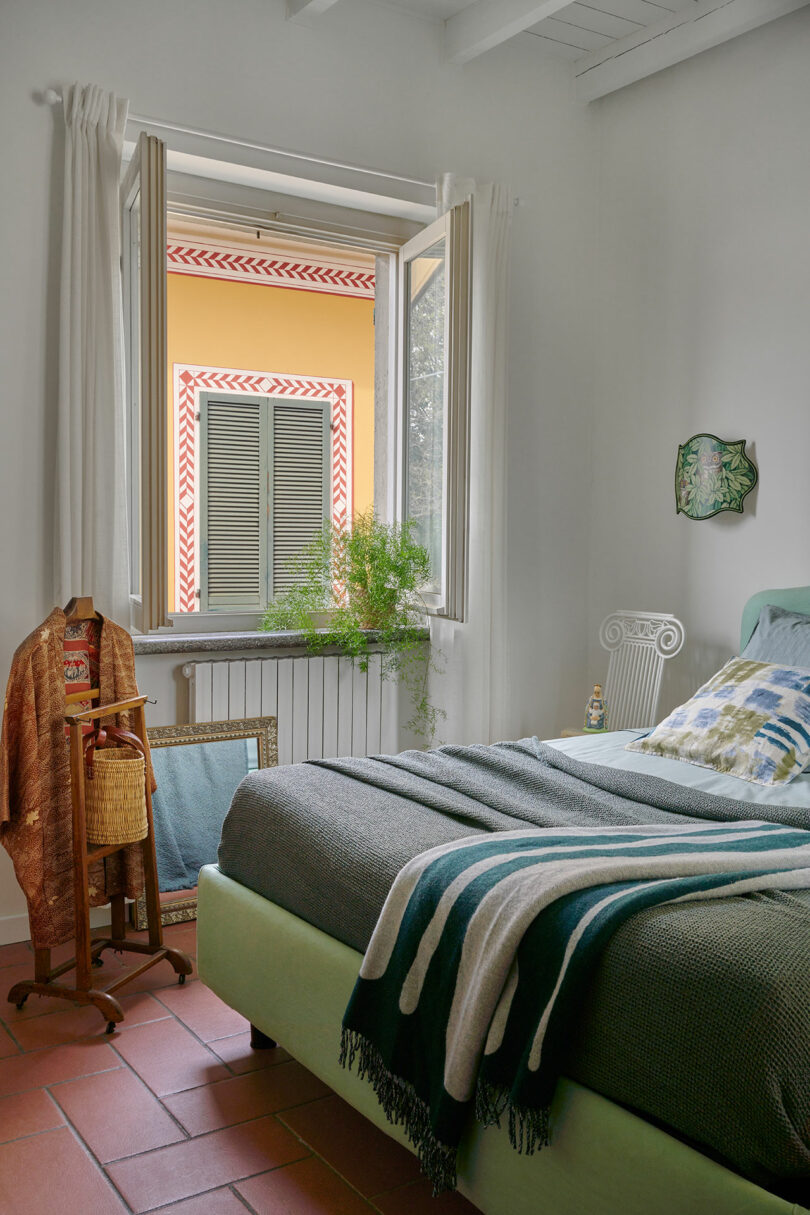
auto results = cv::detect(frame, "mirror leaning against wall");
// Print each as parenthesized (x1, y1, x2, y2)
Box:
(131, 716, 278, 929)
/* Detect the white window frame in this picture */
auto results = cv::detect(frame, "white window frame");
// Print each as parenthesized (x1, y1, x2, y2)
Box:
(122, 131, 169, 634)
(123, 157, 471, 634)
(396, 200, 471, 621)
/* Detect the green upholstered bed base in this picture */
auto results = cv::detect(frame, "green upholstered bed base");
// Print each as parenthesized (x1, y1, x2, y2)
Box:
(197, 864, 808, 1215)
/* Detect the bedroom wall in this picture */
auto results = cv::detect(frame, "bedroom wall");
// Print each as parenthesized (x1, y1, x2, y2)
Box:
(585, 7, 810, 717)
(0, 0, 596, 940)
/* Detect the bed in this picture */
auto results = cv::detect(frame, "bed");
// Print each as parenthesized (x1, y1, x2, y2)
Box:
(197, 588, 810, 1215)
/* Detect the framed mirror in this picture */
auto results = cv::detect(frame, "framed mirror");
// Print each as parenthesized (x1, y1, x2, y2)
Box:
(131, 715, 277, 929)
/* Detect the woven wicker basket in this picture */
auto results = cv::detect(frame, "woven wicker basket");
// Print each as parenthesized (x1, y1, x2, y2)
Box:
(85, 747, 148, 846)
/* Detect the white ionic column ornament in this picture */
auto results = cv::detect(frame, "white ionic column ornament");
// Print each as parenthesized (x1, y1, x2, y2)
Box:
(598, 611, 686, 730)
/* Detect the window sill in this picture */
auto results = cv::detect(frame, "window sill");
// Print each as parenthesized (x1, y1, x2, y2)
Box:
(131, 628, 428, 657)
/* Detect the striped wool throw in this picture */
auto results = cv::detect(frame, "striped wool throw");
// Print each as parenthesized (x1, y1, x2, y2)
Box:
(340, 821, 810, 1192)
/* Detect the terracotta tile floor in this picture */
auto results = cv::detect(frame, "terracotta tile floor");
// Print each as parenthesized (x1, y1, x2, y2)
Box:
(0, 922, 481, 1215)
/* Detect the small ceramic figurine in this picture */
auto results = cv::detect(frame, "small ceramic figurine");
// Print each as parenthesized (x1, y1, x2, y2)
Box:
(584, 683, 608, 732)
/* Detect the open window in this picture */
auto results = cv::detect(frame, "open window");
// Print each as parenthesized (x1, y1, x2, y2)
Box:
(122, 138, 471, 632)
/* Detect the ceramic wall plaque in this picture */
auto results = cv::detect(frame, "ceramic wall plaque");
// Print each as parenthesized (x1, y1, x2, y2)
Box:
(675, 434, 757, 521)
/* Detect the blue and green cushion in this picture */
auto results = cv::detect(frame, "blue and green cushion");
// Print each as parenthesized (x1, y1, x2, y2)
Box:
(626, 657, 810, 786)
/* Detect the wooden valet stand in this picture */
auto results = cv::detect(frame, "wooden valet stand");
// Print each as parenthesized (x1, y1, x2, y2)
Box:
(8, 692, 192, 1033)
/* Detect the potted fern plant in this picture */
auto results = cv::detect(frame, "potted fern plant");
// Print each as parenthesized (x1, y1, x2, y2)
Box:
(261, 512, 443, 744)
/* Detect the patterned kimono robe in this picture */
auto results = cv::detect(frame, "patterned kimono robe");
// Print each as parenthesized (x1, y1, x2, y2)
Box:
(0, 609, 152, 947)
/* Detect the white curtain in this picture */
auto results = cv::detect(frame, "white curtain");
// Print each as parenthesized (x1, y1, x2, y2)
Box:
(432, 175, 512, 745)
(54, 83, 130, 624)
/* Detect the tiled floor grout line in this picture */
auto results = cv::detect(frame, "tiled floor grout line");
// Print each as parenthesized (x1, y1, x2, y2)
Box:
(1, 1018, 28, 1052)
(138, 1159, 313, 1215)
(63, 1044, 195, 1153)
(43, 1114, 137, 1215)
(128, 1181, 261, 1215)
(274, 1109, 391, 1212)
(228, 1182, 262, 1214)
(42, 1043, 228, 1215)
(102, 975, 419, 1212)
(2, 928, 449, 1215)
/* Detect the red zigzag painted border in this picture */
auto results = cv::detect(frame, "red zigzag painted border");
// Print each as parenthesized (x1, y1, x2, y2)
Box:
(167, 243, 375, 299)
(173, 365, 352, 614)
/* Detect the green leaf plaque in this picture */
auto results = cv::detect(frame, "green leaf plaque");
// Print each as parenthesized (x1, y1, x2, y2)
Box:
(675, 434, 757, 521)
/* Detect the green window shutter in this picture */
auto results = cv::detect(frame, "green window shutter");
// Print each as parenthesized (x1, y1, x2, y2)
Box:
(200, 395, 268, 611)
(271, 401, 331, 595)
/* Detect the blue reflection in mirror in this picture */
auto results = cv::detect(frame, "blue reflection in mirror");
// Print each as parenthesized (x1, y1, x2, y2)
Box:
(150, 738, 258, 892)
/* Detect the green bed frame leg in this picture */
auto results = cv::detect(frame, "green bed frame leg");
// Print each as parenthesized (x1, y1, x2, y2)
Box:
(250, 1023, 277, 1050)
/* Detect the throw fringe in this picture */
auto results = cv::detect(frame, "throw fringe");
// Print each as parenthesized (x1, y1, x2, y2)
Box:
(341, 1029, 553, 1194)
(475, 1082, 551, 1155)
(340, 1027, 457, 1194)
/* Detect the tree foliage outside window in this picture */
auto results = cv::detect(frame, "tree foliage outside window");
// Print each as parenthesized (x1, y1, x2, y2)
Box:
(405, 244, 446, 594)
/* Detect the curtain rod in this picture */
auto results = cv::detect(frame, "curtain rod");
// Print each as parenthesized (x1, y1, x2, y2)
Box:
(42, 89, 435, 193)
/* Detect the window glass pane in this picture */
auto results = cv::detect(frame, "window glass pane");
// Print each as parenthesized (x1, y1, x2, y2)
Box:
(405, 236, 445, 594)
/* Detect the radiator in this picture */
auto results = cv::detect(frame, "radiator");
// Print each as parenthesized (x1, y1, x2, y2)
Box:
(182, 654, 398, 766)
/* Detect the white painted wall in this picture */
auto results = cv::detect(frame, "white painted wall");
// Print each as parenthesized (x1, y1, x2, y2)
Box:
(586, 7, 810, 719)
(0, 0, 596, 939)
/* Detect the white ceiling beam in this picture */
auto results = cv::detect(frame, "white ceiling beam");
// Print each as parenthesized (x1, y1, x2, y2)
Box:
(445, 0, 572, 64)
(575, 0, 810, 102)
(286, 0, 340, 25)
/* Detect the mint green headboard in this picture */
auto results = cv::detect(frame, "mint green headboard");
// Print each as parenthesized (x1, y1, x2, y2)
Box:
(740, 586, 810, 651)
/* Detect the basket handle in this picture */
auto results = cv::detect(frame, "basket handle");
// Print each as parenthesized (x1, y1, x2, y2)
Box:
(83, 726, 147, 780)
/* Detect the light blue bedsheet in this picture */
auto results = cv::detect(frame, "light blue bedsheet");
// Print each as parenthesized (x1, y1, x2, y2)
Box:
(548, 730, 810, 811)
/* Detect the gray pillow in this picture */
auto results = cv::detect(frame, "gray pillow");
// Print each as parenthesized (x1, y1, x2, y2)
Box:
(742, 604, 810, 667)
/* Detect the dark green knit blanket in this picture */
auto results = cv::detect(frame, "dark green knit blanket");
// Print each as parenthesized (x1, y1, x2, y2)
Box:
(341, 820, 810, 1192)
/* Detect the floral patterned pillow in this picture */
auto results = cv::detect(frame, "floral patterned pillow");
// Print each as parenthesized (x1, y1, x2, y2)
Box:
(626, 657, 810, 785)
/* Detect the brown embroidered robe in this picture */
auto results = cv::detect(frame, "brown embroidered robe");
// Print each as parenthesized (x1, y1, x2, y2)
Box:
(0, 608, 153, 947)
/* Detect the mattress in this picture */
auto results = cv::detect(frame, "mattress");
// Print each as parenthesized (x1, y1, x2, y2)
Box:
(217, 734, 810, 1202)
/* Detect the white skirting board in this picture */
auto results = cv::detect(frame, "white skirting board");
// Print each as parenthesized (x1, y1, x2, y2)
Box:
(183, 653, 399, 765)
(0, 905, 113, 948)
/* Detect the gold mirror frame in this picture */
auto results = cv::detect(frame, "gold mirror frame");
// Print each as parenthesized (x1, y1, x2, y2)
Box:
(131, 715, 277, 929)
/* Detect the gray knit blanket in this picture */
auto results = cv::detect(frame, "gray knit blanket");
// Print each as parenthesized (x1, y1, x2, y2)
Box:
(340, 817, 810, 1192)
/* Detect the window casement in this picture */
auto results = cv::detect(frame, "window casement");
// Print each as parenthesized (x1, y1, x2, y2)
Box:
(397, 201, 471, 622)
(122, 130, 472, 632)
(122, 131, 169, 633)
(199, 394, 330, 613)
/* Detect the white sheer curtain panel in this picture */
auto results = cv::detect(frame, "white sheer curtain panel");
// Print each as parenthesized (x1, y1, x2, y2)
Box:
(432, 175, 512, 744)
(54, 83, 130, 624)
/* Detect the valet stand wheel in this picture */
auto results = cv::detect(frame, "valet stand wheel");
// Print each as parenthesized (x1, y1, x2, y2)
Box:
(7, 694, 192, 1033)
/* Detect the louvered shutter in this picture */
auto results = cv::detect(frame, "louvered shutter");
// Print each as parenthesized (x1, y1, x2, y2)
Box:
(200, 396, 268, 611)
(271, 401, 330, 594)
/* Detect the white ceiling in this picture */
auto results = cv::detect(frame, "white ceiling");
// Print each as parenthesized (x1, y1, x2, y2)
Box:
(379, 0, 700, 50)
(349, 0, 808, 100)
(524, 0, 701, 61)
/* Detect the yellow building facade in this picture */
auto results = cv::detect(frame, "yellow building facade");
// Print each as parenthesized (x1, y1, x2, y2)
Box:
(166, 227, 376, 613)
